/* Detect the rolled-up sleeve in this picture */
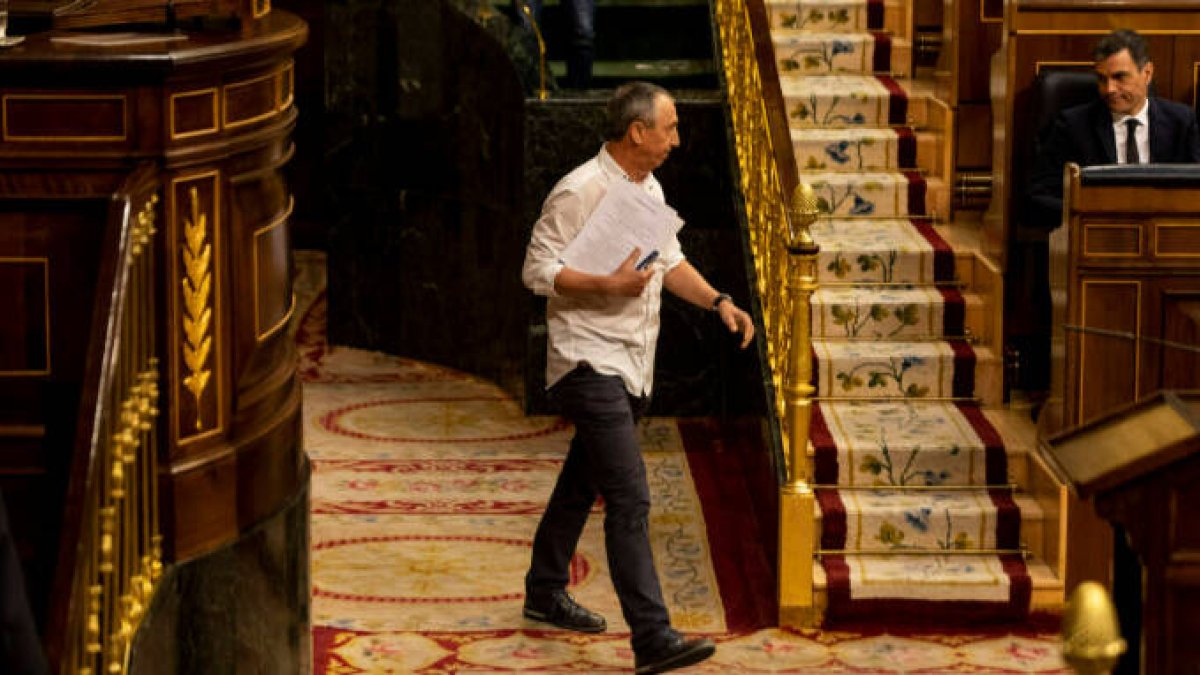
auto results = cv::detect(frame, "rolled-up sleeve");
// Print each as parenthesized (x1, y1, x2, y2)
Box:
(522, 188, 585, 297)
(659, 231, 686, 272)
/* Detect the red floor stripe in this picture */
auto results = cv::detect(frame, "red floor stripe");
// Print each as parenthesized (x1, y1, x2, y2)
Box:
(957, 403, 1009, 485)
(912, 221, 956, 282)
(904, 170, 927, 215)
(876, 75, 908, 125)
(950, 339, 977, 398)
(677, 418, 778, 631)
(939, 286, 966, 336)
(871, 32, 892, 73)
(894, 126, 917, 168)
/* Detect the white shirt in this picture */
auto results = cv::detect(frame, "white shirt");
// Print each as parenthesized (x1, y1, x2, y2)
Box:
(522, 145, 686, 396)
(1113, 101, 1150, 164)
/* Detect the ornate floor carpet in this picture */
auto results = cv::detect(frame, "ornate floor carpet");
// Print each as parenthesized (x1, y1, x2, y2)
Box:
(298, 252, 1068, 672)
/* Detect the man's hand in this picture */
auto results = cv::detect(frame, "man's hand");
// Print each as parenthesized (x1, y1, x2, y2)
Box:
(607, 248, 654, 297)
(716, 300, 755, 349)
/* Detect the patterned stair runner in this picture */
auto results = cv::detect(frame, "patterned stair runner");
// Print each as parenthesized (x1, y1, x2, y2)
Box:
(765, 0, 1031, 622)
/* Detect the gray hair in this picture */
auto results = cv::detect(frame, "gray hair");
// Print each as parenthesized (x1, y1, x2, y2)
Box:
(604, 81, 671, 141)
(1094, 29, 1150, 69)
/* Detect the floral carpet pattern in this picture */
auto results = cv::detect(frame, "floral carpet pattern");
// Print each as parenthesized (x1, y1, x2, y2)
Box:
(297, 252, 1068, 672)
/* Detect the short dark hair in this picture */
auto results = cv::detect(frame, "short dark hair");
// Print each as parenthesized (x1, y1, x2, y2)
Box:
(1094, 29, 1150, 69)
(604, 81, 671, 141)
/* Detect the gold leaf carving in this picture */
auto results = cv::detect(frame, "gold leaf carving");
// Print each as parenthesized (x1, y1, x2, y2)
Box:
(180, 186, 213, 431)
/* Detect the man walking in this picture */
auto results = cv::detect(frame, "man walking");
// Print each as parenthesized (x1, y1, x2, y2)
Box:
(521, 81, 754, 674)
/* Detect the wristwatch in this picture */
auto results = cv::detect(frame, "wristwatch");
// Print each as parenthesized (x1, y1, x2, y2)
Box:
(711, 292, 731, 311)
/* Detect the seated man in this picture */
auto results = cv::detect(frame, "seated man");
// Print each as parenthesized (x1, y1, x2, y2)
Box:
(1026, 28, 1200, 231)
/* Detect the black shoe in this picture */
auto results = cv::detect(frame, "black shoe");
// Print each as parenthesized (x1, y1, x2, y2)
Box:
(522, 591, 607, 633)
(635, 633, 716, 674)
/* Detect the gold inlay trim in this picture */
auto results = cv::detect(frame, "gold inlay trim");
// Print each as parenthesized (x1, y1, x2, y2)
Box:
(278, 63, 295, 111)
(979, 0, 1002, 24)
(0, 257, 51, 376)
(1083, 223, 1142, 258)
(1154, 222, 1200, 258)
(2, 93, 128, 142)
(168, 88, 219, 141)
(1077, 280, 1141, 426)
(181, 187, 213, 431)
(253, 197, 295, 342)
(222, 72, 279, 130)
(171, 171, 223, 443)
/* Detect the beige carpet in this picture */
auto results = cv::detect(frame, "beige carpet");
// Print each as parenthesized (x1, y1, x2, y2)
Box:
(298, 252, 1069, 673)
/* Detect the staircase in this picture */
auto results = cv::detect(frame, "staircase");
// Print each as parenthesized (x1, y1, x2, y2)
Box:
(760, 0, 1064, 622)
(538, 0, 720, 89)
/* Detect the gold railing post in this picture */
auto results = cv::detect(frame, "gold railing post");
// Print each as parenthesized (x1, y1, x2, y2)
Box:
(778, 183, 820, 626)
(65, 187, 162, 675)
(1062, 581, 1126, 674)
(518, 1, 549, 101)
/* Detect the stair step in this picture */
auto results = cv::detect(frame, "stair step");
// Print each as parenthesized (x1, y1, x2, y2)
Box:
(812, 285, 962, 339)
(811, 399, 1006, 488)
(812, 491, 1047, 552)
(805, 170, 925, 217)
(812, 338, 981, 399)
(816, 487, 1020, 551)
(766, 0, 908, 36)
(792, 127, 916, 173)
(780, 75, 905, 128)
(812, 556, 1064, 611)
(812, 218, 956, 285)
(772, 32, 910, 77)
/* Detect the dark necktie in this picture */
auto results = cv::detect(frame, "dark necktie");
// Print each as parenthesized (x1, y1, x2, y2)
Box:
(1125, 118, 1140, 164)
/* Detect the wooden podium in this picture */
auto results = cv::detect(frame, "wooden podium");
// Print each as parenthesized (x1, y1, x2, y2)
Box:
(1042, 391, 1200, 675)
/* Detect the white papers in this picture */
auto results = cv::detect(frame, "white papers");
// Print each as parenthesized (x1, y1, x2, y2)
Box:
(559, 179, 684, 275)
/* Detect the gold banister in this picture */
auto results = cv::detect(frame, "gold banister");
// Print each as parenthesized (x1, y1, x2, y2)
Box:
(52, 165, 163, 675)
(713, 0, 819, 624)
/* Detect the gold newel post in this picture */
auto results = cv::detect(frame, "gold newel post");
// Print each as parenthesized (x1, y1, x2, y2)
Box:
(1062, 581, 1126, 674)
(778, 183, 820, 626)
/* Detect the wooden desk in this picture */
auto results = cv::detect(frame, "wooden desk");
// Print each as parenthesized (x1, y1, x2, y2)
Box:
(0, 12, 308, 627)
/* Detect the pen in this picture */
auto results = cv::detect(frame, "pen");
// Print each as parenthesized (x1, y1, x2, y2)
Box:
(635, 250, 659, 271)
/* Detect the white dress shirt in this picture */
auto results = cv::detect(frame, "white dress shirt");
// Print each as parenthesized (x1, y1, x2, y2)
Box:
(1113, 101, 1150, 164)
(522, 145, 686, 396)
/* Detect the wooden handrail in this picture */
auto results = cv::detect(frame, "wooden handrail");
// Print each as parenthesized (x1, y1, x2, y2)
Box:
(48, 164, 163, 675)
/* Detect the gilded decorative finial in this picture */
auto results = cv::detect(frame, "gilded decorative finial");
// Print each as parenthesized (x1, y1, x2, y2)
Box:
(1062, 581, 1126, 674)
(786, 183, 819, 253)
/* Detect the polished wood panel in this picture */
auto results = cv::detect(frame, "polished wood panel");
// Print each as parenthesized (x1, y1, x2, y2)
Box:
(0, 12, 308, 647)
(1044, 392, 1200, 675)
(936, 0, 1002, 192)
(3, 94, 127, 141)
(0, 259, 49, 374)
(1043, 166, 1200, 614)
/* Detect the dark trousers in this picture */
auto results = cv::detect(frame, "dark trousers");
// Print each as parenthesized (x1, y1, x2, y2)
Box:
(526, 366, 670, 652)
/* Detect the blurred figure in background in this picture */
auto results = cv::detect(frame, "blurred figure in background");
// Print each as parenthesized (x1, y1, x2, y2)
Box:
(515, 0, 596, 89)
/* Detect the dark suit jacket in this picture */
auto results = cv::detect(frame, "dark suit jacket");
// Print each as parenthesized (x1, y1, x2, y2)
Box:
(1026, 96, 1200, 230)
